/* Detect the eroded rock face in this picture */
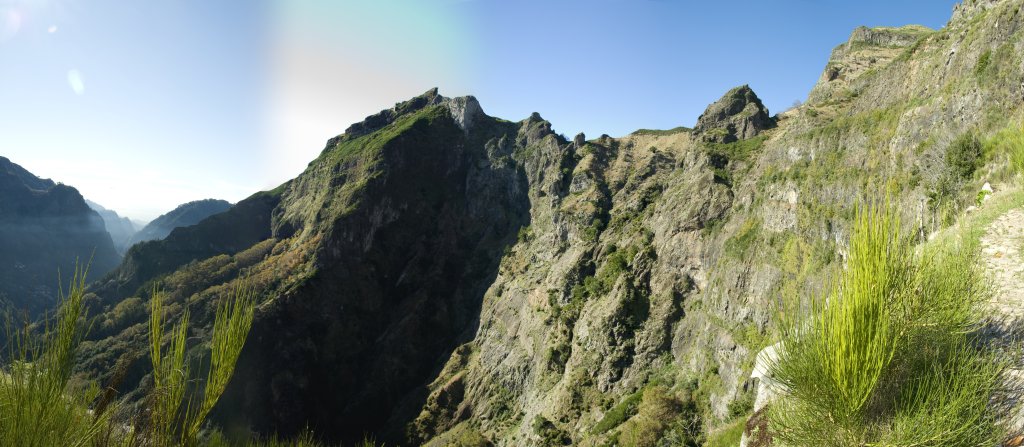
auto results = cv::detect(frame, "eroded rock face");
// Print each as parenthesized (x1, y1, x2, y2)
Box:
(445, 95, 484, 133)
(951, 0, 1004, 24)
(692, 85, 775, 143)
(807, 25, 932, 104)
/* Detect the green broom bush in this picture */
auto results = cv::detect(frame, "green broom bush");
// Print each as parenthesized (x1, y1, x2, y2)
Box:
(769, 201, 1009, 446)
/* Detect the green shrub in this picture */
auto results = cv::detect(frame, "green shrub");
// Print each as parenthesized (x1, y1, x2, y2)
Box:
(946, 132, 983, 180)
(532, 415, 570, 446)
(616, 386, 700, 447)
(725, 218, 761, 259)
(974, 49, 992, 77)
(930, 132, 983, 211)
(592, 391, 643, 434)
(769, 202, 1007, 446)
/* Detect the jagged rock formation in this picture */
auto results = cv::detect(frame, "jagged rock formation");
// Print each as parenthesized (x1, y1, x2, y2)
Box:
(952, 0, 1005, 23)
(128, 198, 232, 247)
(86, 200, 137, 254)
(692, 85, 775, 143)
(0, 157, 120, 315)
(73, 0, 1024, 445)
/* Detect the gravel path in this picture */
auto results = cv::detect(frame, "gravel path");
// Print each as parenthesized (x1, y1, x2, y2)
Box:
(979, 207, 1024, 434)
(981, 208, 1024, 322)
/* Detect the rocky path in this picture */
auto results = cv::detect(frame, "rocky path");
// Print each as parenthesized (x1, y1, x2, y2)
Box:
(981, 208, 1024, 322)
(979, 207, 1024, 433)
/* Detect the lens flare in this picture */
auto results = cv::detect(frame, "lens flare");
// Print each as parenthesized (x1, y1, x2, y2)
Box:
(47, 24, 56, 33)
(67, 69, 85, 95)
(0, 9, 22, 42)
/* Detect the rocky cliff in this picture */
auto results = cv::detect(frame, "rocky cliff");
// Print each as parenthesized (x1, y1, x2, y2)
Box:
(74, 0, 1024, 445)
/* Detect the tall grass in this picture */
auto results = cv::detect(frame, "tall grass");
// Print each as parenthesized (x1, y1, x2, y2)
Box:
(0, 263, 258, 446)
(0, 263, 105, 447)
(148, 282, 256, 447)
(1003, 123, 1024, 176)
(985, 121, 1024, 180)
(769, 202, 1008, 446)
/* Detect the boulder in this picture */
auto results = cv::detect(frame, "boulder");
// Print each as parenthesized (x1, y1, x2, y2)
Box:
(573, 132, 586, 147)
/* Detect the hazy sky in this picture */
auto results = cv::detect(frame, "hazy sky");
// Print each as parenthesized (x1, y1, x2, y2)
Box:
(0, 0, 959, 221)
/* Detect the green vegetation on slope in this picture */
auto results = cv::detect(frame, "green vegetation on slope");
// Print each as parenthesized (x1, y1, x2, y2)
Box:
(769, 202, 1008, 446)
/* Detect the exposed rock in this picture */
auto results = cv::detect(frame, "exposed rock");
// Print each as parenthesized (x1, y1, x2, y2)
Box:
(444, 95, 484, 134)
(950, 0, 1004, 25)
(847, 25, 930, 48)
(807, 25, 932, 104)
(692, 85, 775, 143)
(573, 132, 586, 147)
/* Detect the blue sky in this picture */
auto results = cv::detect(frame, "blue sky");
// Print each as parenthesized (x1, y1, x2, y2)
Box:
(0, 0, 959, 220)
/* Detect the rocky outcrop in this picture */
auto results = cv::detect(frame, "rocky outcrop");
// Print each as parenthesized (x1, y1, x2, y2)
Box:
(951, 0, 1004, 24)
(340, 87, 445, 139)
(807, 25, 932, 104)
(847, 25, 931, 48)
(693, 85, 775, 143)
(444, 95, 484, 133)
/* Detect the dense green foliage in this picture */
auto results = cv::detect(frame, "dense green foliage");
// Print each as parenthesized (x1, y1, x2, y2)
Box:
(946, 133, 983, 181)
(592, 390, 643, 435)
(769, 202, 1008, 446)
(615, 386, 701, 447)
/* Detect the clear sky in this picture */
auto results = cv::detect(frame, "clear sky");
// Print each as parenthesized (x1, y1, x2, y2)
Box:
(0, 0, 959, 221)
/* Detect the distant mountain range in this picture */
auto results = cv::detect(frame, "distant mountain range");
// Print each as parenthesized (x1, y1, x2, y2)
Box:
(0, 156, 120, 315)
(85, 200, 137, 254)
(128, 199, 232, 246)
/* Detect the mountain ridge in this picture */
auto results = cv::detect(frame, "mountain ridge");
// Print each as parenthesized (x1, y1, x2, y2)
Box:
(72, 1, 1024, 445)
(86, 200, 137, 255)
(0, 157, 120, 315)
(128, 198, 233, 246)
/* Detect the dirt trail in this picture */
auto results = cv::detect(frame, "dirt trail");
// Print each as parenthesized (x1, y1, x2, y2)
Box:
(979, 207, 1024, 432)
(981, 208, 1024, 321)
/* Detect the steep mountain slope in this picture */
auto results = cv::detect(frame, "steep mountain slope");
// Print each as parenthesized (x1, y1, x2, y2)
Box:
(86, 200, 137, 254)
(74, 0, 1024, 445)
(0, 156, 120, 315)
(128, 198, 232, 246)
